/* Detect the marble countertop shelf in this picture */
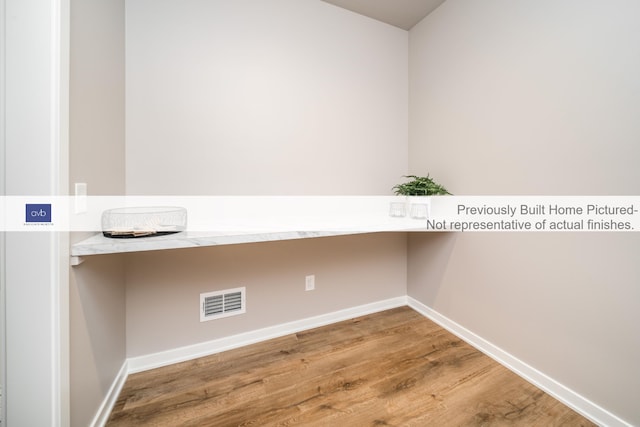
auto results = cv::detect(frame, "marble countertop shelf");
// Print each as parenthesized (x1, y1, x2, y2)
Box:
(71, 229, 354, 257)
(70, 221, 430, 259)
(68, 196, 434, 263)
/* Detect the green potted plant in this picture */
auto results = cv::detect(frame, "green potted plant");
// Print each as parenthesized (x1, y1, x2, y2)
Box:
(392, 174, 451, 196)
(391, 175, 451, 218)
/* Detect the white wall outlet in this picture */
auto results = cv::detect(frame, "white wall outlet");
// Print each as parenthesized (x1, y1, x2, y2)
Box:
(305, 275, 315, 291)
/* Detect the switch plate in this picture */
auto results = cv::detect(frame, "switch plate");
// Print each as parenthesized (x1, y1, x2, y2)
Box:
(74, 182, 87, 214)
(305, 275, 315, 291)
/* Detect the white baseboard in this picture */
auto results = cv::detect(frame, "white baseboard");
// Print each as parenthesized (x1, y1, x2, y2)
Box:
(127, 296, 408, 374)
(91, 360, 128, 427)
(407, 297, 631, 427)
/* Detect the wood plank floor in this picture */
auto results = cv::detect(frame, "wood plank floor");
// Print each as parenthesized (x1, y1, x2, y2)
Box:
(107, 307, 596, 426)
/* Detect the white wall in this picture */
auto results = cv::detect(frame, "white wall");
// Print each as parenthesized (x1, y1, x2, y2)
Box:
(69, 255, 125, 427)
(126, 0, 408, 195)
(123, 0, 409, 364)
(69, 0, 126, 426)
(408, 1, 640, 425)
(70, 0, 126, 196)
(126, 234, 407, 357)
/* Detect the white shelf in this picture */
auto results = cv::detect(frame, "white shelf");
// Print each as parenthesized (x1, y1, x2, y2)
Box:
(68, 196, 434, 261)
(71, 230, 347, 256)
(70, 221, 429, 258)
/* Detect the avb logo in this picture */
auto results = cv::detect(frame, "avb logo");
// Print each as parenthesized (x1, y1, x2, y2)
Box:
(25, 204, 52, 223)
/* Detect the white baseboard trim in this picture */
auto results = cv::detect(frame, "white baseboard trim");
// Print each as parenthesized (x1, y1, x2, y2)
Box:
(90, 360, 128, 427)
(127, 296, 408, 374)
(407, 297, 631, 427)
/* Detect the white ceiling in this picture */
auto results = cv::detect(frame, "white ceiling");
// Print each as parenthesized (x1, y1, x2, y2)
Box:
(320, 0, 446, 30)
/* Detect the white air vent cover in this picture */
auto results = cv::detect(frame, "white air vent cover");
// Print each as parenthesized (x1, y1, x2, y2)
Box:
(200, 287, 246, 322)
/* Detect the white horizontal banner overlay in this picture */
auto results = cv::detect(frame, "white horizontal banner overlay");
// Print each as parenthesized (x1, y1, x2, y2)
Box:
(1, 196, 639, 233)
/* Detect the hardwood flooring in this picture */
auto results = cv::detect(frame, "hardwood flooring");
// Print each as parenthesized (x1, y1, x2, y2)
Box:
(107, 307, 595, 426)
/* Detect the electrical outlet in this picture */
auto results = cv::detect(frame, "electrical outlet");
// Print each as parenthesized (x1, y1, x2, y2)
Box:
(305, 275, 315, 291)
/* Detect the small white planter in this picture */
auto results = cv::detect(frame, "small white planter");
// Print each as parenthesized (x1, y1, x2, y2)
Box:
(388, 196, 432, 219)
(389, 200, 408, 217)
(406, 196, 431, 219)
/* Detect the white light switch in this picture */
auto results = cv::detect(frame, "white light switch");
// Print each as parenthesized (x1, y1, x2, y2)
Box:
(305, 275, 315, 291)
(74, 183, 87, 214)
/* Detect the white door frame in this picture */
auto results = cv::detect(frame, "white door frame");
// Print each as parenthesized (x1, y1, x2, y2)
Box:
(1, 0, 6, 422)
(2, 0, 70, 425)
